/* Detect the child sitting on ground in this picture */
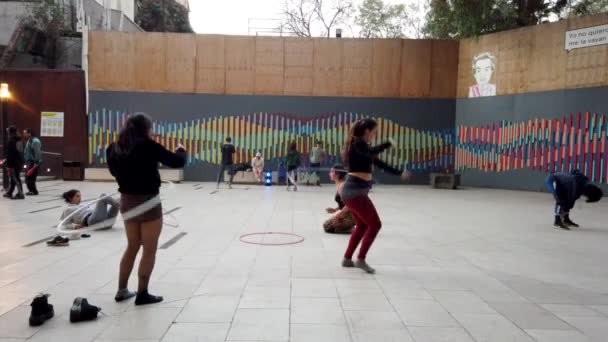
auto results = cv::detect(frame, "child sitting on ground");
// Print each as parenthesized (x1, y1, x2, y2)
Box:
(546, 170, 603, 230)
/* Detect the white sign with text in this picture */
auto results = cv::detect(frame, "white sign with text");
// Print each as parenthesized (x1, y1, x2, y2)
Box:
(565, 24, 608, 51)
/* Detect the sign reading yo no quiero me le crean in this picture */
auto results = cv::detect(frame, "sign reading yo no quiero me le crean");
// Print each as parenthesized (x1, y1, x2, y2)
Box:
(565, 24, 608, 51)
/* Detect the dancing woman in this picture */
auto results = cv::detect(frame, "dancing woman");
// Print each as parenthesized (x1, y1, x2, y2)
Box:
(107, 113, 186, 305)
(341, 118, 409, 273)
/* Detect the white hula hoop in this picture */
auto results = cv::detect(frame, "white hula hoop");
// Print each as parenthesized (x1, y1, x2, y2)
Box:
(55, 181, 178, 235)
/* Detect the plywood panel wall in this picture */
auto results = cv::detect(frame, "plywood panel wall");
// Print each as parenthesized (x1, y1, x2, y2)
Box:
(195, 35, 225, 94)
(528, 20, 567, 92)
(496, 28, 532, 95)
(134, 32, 166, 92)
(430, 40, 459, 98)
(166, 33, 196, 93)
(284, 38, 314, 96)
(341, 39, 372, 96)
(313, 39, 343, 97)
(88, 31, 106, 90)
(400, 39, 432, 97)
(225, 36, 255, 95)
(255, 37, 284, 95)
(102, 32, 135, 91)
(371, 39, 402, 97)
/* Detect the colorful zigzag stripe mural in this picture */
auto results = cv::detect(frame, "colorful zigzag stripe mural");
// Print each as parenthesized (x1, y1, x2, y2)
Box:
(88, 110, 455, 172)
(455, 112, 608, 183)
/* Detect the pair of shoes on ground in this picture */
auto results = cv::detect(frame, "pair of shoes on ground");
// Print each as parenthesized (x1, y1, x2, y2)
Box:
(115, 289, 163, 306)
(553, 216, 580, 230)
(29, 294, 101, 326)
(47, 234, 92, 246)
(342, 258, 376, 274)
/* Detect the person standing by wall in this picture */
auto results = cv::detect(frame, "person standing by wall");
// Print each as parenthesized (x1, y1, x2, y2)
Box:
(23, 128, 42, 196)
(308, 140, 325, 186)
(216, 137, 236, 189)
(286, 141, 301, 191)
(251, 152, 264, 183)
(3, 126, 25, 200)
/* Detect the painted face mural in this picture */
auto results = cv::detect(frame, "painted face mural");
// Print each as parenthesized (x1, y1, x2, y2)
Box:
(469, 52, 497, 98)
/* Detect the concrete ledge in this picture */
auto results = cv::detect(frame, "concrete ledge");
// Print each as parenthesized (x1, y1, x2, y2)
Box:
(430, 173, 460, 189)
(85, 168, 184, 182)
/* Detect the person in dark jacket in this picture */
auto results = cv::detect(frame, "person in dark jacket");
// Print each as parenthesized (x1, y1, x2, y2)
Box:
(216, 137, 236, 189)
(23, 128, 42, 195)
(3, 126, 25, 200)
(546, 170, 603, 230)
(107, 113, 186, 305)
(285, 141, 301, 191)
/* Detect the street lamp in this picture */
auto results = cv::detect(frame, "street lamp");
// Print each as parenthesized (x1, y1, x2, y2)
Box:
(1, 83, 10, 190)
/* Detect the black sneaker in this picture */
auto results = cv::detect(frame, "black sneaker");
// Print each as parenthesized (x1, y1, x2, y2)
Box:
(564, 216, 580, 228)
(29, 294, 54, 327)
(47, 236, 69, 247)
(11, 194, 25, 200)
(134, 290, 163, 306)
(553, 217, 570, 230)
(26, 192, 39, 196)
(3, 193, 12, 199)
(70, 297, 101, 323)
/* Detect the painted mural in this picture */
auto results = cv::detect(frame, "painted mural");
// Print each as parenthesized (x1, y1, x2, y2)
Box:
(469, 52, 497, 98)
(456, 112, 608, 184)
(88, 110, 455, 173)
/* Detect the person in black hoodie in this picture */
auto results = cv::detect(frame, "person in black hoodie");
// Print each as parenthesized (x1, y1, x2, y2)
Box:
(216, 137, 236, 189)
(3, 126, 25, 200)
(107, 113, 186, 305)
(546, 170, 603, 230)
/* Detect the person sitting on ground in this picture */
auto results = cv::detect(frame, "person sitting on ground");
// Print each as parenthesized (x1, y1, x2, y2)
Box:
(251, 152, 264, 183)
(323, 164, 355, 234)
(60, 190, 120, 231)
(546, 170, 603, 230)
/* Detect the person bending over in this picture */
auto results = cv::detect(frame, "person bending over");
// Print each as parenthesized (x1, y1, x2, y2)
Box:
(546, 170, 603, 230)
(323, 164, 355, 234)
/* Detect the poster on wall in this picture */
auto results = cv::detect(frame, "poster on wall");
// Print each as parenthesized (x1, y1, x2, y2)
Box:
(40, 111, 64, 137)
(565, 24, 608, 51)
(469, 52, 497, 98)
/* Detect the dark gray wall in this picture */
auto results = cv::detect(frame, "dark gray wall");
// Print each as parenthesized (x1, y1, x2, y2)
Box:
(456, 86, 608, 192)
(90, 91, 456, 183)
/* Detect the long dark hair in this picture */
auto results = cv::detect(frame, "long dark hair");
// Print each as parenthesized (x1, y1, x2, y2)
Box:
(332, 163, 348, 181)
(289, 141, 297, 152)
(342, 118, 377, 166)
(7, 125, 17, 138)
(62, 189, 79, 203)
(115, 113, 153, 155)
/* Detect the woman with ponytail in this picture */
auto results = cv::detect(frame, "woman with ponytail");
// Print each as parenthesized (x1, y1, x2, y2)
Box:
(107, 113, 186, 305)
(340, 118, 410, 273)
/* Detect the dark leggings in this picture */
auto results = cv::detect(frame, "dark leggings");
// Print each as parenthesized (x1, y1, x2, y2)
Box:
(7, 167, 23, 196)
(343, 194, 381, 260)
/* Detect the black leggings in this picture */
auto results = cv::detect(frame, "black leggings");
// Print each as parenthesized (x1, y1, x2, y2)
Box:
(7, 167, 23, 196)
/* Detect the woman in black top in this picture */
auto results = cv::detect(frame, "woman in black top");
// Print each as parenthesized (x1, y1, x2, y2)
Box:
(323, 164, 354, 234)
(107, 113, 186, 305)
(3, 126, 25, 200)
(340, 118, 410, 273)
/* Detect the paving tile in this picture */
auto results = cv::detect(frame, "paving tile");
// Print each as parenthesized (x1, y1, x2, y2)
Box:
(176, 296, 239, 323)
(489, 302, 573, 330)
(290, 324, 352, 342)
(161, 323, 230, 342)
(392, 299, 460, 327)
(291, 297, 345, 325)
(524, 329, 591, 342)
(227, 309, 289, 341)
(408, 327, 475, 342)
(454, 313, 536, 342)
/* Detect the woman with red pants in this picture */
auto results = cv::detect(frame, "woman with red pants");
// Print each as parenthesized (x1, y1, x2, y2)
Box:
(340, 118, 410, 273)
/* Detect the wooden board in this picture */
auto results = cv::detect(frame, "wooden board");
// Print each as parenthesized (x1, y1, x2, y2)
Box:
(496, 28, 532, 95)
(102, 32, 135, 91)
(166, 33, 196, 93)
(313, 38, 342, 97)
(284, 38, 313, 96)
(88, 31, 106, 90)
(134, 32, 166, 92)
(566, 14, 608, 89)
(341, 39, 372, 96)
(195, 35, 225, 94)
(225, 36, 255, 95)
(254, 37, 284, 95)
(528, 20, 567, 92)
(371, 39, 402, 97)
(400, 39, 432, 97)
(430, 40, 459, 98)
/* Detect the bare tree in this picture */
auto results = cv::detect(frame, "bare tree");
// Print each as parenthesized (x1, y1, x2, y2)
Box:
(280, 0, 354, 37)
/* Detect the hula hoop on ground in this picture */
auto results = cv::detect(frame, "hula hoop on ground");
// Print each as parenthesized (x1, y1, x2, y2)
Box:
(239, 232, 305, 246)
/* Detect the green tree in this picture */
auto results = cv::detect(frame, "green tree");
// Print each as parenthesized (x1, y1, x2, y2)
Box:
(135, 0, 193, 33)
(355, 0, 421, 38)
(423, 0, 604, 39)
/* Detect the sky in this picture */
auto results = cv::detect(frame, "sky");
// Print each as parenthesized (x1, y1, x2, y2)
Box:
(189, 0, 427, 37)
